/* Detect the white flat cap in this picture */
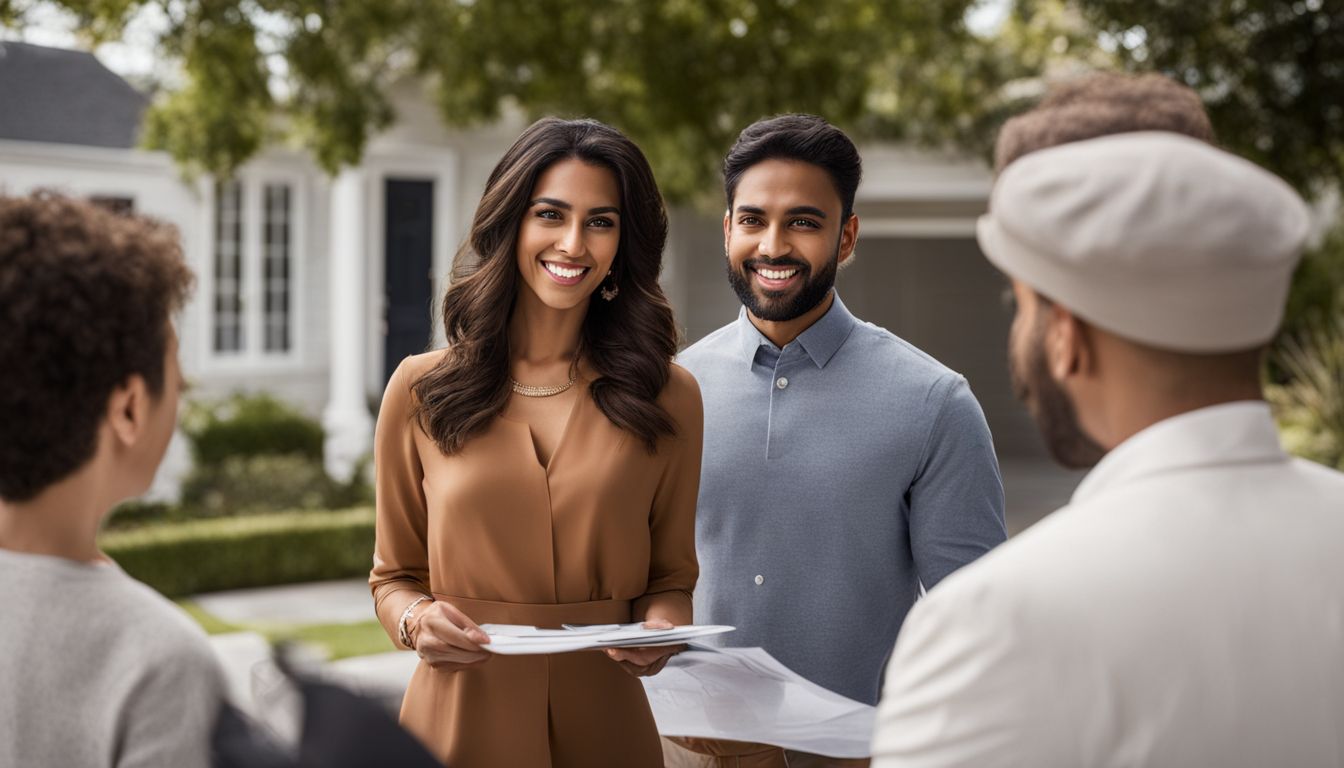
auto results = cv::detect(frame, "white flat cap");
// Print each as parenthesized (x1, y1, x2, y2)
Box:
(977, 131, 1311, 352)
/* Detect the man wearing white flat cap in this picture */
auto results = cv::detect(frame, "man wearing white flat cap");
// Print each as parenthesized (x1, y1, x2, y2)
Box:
(870, 129, 1344, 767)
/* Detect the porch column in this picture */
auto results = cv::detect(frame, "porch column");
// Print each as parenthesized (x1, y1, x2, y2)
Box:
(322, 167, 374, 480)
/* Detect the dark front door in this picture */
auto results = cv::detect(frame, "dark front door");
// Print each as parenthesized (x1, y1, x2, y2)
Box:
(383, 179, 435, 386)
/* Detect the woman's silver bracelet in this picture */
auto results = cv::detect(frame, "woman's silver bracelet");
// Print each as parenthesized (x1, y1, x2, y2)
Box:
(398, 595, 433, 648)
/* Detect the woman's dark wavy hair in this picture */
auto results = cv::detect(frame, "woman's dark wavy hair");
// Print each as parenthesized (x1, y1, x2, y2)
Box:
(412, 117, 679, 454)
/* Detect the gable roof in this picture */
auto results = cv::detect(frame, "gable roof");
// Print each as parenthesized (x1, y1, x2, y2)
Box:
(0, 41, 148, 149)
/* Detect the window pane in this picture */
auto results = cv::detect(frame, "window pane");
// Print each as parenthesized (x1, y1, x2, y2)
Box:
(263, 184, 292, 353)
(213, 180, 243, 353)
(89, 196, 134, 215)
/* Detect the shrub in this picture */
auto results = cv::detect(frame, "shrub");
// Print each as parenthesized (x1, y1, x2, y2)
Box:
(182, 454, 334, 515)
(106, 500, 177, 529)
(1267, 314, 1344, 471)
(175, 393, 371, 517)
(100, 508, 376, 597)
(179, 453, 373, 517)
(182, 393, 324, 467)
(1279, 214, 1344, 365)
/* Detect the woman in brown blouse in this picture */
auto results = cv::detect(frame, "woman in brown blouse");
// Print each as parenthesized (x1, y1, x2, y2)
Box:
(369, 117, 703, 767)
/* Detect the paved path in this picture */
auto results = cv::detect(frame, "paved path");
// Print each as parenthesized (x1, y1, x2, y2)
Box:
(195, 579, 414, 721)
(194, 578, 375, 626)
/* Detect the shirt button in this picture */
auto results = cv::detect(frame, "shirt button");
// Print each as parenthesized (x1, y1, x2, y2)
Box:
(775, 377, 789, 390)
(754, 574, 764, 586)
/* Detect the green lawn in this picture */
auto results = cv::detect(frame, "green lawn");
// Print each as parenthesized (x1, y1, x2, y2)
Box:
(178, 599, 396, 660)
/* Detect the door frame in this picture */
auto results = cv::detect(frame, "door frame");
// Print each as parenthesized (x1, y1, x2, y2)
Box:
(360, 147, 459, 404)
(382, 177, 438, 386)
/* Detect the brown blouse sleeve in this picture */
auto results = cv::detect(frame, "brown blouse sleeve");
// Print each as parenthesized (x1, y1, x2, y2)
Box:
(633, 364, 704, 626)
(368, 357, 431, 645)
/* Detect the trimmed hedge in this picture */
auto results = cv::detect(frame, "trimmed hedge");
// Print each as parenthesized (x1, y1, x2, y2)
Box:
(180, 454, 371, 516)
(100, 508, 375, 598)
(182, 394, 324, 467)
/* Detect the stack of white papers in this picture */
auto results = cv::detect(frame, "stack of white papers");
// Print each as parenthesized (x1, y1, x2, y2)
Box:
(642, 646, 877, 759)
(479, 623, 735, 655)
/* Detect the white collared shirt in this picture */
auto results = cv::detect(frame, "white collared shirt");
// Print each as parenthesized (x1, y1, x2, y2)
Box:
(871, 402, 1344, 767)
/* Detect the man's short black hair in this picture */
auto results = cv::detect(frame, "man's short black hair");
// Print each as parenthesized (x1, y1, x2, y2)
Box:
(723, 114, 863, 219)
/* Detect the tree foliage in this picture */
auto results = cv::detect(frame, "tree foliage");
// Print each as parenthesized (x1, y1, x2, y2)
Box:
(3, 0, 1341, 202)
(1062, 0, 1344, 197)
(4, 0, 1023, 200)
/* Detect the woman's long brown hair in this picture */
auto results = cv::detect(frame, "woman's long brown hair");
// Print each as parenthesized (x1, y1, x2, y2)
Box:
(412, 117, 678, 454)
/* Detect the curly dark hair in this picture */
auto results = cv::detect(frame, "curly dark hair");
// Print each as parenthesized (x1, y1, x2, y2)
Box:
(412, 117, 678, 454)
(995, 72, 1216, 173)
(0, 193, 194, 502)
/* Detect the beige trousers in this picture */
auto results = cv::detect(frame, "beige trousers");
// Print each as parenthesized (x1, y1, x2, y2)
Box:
(662, 737, 871, 768)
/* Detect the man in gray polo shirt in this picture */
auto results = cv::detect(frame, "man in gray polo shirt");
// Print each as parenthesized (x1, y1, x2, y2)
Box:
(670, 114, 1007, 767)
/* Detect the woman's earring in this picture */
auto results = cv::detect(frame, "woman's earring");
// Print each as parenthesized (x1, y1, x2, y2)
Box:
(600, 274, 619, 301)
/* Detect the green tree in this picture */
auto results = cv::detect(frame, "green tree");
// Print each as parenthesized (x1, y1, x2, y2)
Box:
(4, 1, 1341, 201)
(1058, 0, 1344, 197)
(1284, 217, 1344, 344)
(3, 0, 1023, 201)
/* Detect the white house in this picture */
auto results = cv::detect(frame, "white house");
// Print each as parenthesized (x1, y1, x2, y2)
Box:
(1, 41, 1075, 525)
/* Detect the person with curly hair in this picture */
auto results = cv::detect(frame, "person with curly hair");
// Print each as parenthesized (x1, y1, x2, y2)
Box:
(0, 193, 224, 767)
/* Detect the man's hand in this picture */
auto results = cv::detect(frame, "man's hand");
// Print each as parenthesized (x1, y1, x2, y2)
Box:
(412, 601, 492, 671)
(605, 618, 686, 677)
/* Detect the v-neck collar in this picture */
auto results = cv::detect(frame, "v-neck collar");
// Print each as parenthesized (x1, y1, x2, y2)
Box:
(501, 377, 587, 474)
(538, 387, 582, 472)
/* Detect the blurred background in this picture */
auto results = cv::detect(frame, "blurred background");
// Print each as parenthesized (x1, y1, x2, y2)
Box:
(2, 0, 1341, 714)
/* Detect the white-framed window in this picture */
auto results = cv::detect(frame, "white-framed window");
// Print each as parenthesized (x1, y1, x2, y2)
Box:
(206, 172, 304, 365)
(262, 183, 292, 353)
(213, 179, 245, 353)
(88, 195, 136, 215)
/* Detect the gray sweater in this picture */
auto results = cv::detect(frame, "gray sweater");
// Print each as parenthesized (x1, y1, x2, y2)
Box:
(0, 548, 224, 768)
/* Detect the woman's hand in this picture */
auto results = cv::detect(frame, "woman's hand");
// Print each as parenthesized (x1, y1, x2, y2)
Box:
(605, 618, 685, 677)
(412, 601, 492, 671)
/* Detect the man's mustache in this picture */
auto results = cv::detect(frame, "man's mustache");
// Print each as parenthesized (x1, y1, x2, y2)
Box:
(741, 257, 810, 272)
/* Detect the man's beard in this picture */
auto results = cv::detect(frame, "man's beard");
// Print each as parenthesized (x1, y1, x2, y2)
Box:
(1009, 316, 1106, 469)
(726, 249, 839, 323)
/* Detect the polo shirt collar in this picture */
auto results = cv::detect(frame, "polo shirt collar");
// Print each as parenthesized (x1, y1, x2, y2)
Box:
(733, 290, 859, 370)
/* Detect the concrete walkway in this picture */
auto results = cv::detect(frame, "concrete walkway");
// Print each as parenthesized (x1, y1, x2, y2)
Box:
(195, 577, 377, 626)
(196, 578, 416, 720)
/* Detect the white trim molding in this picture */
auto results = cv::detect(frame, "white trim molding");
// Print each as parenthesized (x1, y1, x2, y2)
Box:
(197, 164, 309, 374)
(858, 218, 981, 238)
(322, 167, 374, 480)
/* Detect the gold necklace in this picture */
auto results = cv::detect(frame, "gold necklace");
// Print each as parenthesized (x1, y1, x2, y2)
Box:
(509, 362, 578, 397)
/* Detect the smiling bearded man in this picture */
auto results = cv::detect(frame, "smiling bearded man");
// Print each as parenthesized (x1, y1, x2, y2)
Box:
(670, 114, 1008, 768)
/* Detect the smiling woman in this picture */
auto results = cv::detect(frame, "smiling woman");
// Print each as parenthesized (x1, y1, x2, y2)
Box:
(514, 160, 622, 312)
(367, 118, 703, 767)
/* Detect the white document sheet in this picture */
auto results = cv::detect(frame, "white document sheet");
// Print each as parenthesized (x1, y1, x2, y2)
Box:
(641, 646, 876, 759)
(479, 623, 735, 655)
